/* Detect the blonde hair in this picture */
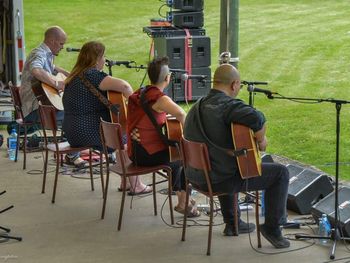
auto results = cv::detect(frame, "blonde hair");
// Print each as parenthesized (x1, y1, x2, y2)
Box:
(65, 41, 105, 84)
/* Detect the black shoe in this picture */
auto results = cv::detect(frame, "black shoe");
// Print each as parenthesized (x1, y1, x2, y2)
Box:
(260, 224, 290, 249)
(223, 220, 256, 236)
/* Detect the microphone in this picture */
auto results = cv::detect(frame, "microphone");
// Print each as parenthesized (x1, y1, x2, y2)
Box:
(181, 74, 207, 82)
(246, 85, 277, 97)
(66, 47, 80, 52)
(242, 81, 268, 85)
(105, 59, 134, 66)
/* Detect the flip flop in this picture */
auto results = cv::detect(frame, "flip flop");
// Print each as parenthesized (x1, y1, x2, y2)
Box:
(127, 186, 153, 196)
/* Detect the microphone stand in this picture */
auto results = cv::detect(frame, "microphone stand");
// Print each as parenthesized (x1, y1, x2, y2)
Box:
(268, 93, 350, 260)
(247, 84, 255, 107)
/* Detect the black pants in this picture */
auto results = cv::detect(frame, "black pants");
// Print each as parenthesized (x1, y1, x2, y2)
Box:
(218, 162, 289, 228)
(131, 141, 185, 191)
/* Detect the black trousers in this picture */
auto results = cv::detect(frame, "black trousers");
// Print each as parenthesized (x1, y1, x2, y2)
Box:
(131, 141, 185, 191)
(218, 162, 289, 228)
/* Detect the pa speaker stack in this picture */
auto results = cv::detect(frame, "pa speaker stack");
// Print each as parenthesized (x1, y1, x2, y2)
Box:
(144, 0, 211, 102)
(286, 164, 333, 215)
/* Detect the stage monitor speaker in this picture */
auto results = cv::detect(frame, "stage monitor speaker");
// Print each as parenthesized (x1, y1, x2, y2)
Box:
(286, 164, 334, 215)
(168, 0, 204, 11)
(164, 67, 211, 102)
(154, 35, 211, 69)
(261, 153, 274, 163)
(169, 11, 204, 28)
(311, 186, 350, 237)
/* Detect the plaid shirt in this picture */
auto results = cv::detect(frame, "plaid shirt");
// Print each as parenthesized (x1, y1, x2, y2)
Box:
(19, 43, 56, 117)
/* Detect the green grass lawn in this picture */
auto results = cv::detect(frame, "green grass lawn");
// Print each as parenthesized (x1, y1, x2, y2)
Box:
(23, 0, 350, 179)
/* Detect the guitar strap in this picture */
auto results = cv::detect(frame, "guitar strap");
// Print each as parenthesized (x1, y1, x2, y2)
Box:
(78, 72, 120, 117)
(195, 98, 247, 157)
(139, 87, 177, 147)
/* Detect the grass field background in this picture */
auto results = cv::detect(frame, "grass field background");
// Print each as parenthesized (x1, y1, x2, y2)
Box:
(23, 0, 350, 179)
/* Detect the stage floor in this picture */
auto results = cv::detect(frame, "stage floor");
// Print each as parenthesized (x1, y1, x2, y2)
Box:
(1, 130, 350, 263)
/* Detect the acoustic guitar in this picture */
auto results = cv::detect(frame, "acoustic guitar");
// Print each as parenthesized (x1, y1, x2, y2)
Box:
(32, 72, 66, 111)
(107, 91, 127, 133)
(165, 117, 183, 162)
(231, 123, 262, 179)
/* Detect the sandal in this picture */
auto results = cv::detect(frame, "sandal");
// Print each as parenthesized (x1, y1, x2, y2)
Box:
(174, 205, 201, 218)
(128, 185, 153, 196)
(118, 186, 131, 192)
(65, 155, 88, 169)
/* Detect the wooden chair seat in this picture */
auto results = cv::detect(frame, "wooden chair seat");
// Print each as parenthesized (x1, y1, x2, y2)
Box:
(38, 104, 95, 203)
(99, 119, 174, 230)
(9, 82, 40, 169)
(180, 137, 261, 256)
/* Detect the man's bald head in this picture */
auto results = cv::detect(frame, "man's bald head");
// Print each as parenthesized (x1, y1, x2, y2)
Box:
(213, 64, 241, 97)
(44, 26, 66, 41)
(213, 64, 240, 85)
(44, 26, 67, 56)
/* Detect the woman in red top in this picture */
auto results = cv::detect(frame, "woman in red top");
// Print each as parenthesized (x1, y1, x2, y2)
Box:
(127, 57, 200, 217)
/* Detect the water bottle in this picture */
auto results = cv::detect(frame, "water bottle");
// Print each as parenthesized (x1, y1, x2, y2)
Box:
(318, 214, 331, 244)
(8, 129, 18, 161)
(260, 190, 265, 217)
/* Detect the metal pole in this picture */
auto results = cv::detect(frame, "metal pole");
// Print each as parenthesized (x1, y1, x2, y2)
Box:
(219, 0, 239, 68)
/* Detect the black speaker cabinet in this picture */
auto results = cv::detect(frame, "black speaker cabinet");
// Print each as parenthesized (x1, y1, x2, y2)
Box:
(311, 186, 350, 237)
(154, 35, 211, 69)
(169, 11, 204, 28)
(164, 67, 211, 102)
(169, 0, 204, 11)
(286, 164, 334, 215)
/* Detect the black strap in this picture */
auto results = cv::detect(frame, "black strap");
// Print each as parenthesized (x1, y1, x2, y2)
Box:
(78, 72, 120, 117)
(195, 98, 247, 157)
(139, 87, 177, 147)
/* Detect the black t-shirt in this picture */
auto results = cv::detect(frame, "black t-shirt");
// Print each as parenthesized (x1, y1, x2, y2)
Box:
(183, 89, 266, 193)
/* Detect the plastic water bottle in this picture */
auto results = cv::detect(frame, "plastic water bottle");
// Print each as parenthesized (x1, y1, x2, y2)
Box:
(8, 129, 18, 161)
(260, 190, 265, 217)
(318, 214, 331, 244)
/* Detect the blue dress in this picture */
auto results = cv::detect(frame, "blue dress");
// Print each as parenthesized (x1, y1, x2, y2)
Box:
(63, 68, 109, 150)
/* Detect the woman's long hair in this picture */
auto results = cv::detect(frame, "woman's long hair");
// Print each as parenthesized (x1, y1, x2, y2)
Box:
(65, 41, 105, 84)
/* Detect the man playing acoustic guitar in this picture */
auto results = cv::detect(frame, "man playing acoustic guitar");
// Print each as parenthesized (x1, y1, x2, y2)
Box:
(19, 26, 84, 167)
(184, 64, 290, 248)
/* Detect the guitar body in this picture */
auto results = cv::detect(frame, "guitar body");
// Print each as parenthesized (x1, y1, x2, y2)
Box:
(32, 72, 66, 111)
(107, 91, 127, 132)
(165, 117, 183, 162)
(231, 123, 262, 179)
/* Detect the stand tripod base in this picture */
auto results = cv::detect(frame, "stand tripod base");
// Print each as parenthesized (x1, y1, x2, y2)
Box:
(295, 228, 350, 260)
(0, 226, 22, 242)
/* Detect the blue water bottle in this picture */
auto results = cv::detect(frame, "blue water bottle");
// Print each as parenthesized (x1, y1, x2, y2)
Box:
(318, 214, 331, 244)
(8, 129, 18, 161)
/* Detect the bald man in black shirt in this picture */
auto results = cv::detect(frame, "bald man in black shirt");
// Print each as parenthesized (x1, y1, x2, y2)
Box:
(184, 64, 290, 248)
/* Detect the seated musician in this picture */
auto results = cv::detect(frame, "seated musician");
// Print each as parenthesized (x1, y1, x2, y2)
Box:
(62, 40, 149, 194)
(19, 25, 84, 167)
(183, 63, 290, 248)
(127, 56, 200, 216)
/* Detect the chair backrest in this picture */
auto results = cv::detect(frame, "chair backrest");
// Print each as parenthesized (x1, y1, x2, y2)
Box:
(38, 104, 59, 144)
(99, 119, 124, 151)
(180, 136, 213, 193)
(8, 81, 24, 120)
(99, 119, 128, 170)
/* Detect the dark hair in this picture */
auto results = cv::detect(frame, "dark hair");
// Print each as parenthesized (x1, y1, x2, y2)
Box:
(147, 56, 169, 84)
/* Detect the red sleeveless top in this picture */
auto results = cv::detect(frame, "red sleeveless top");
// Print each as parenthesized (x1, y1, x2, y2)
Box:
(127, 86, 167, 157)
